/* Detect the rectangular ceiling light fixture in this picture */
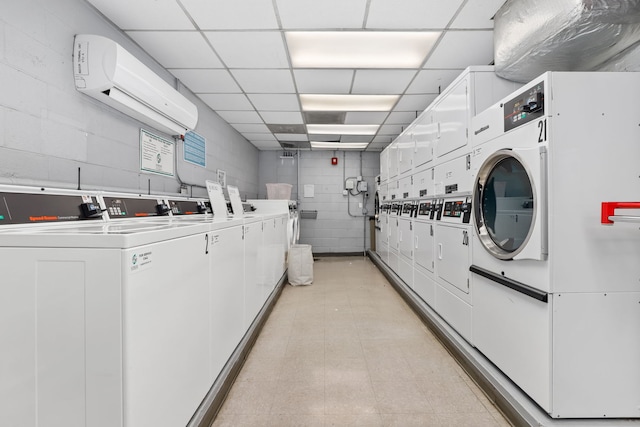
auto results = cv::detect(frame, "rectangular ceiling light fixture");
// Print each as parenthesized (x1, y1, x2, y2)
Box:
(287, 31, 441, 68)
(307, 124, 379, 135)
(300, 94, 398, 112)
(311, 141, 369, 149)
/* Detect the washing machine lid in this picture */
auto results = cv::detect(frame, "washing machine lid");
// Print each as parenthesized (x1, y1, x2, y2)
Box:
(473, 148, 547, 260)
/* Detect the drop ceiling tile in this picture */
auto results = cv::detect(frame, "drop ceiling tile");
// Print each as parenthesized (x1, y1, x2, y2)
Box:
(87, 0, 194, 30)
(341, 135, 373, 143)
(231, 70, 296, 93)
(293, 70, 354, 94)
(276, 0, 368, 29)
(394, 94, 438, 112)
(386, 111, 419, 125)
(351, 70, 417, 95)
(372, 136, 394, 144)
(216, 111, 263, 124)
(367, 141, 389, 150)
(230, 123, 271, 133)
(197, 94, 254, 111)
(243, 132, 277, 142)
(378, 124, 404, 135)
(450, 0, 506, 29)
(169, 69, 240, 93)
(344, 112, 388, 125)
(247, 94, 300, 111)
(424, 31, 494, 69)
(260, 112, 304, 124)
(205, 32, 289, 68)
(275, 134, 309, 141)
(252, 141, 282, 150)
(366, 0, 464, 29)
(126, 31, 222, 68)
(407, 69, 463, 94)
(181, 0, 278, 29)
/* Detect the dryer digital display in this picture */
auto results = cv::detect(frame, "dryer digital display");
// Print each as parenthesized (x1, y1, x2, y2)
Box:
(504, 82, 544, 132)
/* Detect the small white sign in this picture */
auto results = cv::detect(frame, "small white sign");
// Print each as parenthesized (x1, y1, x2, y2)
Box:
(129, 250, 153, 273)
(206, 180, 229, 218)
(304, 184, 315, 198)
(227, 185, 244, 217)
(140, 129, 175, 177)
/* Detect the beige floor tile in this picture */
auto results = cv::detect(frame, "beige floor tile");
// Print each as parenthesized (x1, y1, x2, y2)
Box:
(278, 356, 325, 382)
(270, 381, 325, 415)
(267, 413, 325, 426)
(285, 338, 325, 360)
(325, 336, 364, 359)
(432, 412, 504, 426)
(325, 357, 370, 385)
(371, 380, 432, 414)
(235, 356, 284, 382)
(325, 379, 378, 415)
(217, 381, 277, 415)
(249, 336, 289, 359)
(325, 413, 384, 426)
(379, 413, 444, 427)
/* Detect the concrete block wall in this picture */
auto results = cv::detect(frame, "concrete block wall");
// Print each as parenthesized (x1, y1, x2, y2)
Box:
(259, 150, 380, 254)
(0, 0, 259, 198)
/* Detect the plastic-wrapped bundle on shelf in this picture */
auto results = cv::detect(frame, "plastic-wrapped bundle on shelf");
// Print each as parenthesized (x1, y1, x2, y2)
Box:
(494, 0, 640, 82)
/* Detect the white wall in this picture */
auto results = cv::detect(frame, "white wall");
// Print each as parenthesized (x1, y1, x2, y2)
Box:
(0, 0, 259, 198)
(259, 150, 380, 254)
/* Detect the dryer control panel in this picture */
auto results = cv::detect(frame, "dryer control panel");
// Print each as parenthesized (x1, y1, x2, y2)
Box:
(435, 197, 472, 224)
(504, 81, 544, 132)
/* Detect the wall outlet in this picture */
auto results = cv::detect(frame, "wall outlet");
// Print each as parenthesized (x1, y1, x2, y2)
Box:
(342, 190, 348, 196)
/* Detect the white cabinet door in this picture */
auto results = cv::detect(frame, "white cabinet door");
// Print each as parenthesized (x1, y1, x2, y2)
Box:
(209, 225, 244, 380)
(243, 220, 264, 327)
(413, 111, 437, 168)
(398, 133, 414, 175)
(414, 221, 434, 273)
(123, 233, 211, 427)
(434, 78, 469, 161)
(434, 224, 470, 294)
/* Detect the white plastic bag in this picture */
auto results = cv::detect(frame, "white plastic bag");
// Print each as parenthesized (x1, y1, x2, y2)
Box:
(288, 244, 313, 286)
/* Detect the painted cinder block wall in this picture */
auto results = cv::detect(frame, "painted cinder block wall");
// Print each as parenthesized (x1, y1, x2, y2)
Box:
(0, 0, 259, 198)
(259, 150, 380, 253)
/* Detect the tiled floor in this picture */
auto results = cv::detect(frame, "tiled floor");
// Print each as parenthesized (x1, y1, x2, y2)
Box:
(212, 256, 512, 427)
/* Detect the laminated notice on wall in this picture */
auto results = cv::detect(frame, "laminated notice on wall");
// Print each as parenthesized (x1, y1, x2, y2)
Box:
(140, 129, 175, 177)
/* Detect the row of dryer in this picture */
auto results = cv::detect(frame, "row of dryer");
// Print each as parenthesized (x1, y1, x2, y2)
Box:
(0, 185, 293, 427)
(377, 72, 640, 419)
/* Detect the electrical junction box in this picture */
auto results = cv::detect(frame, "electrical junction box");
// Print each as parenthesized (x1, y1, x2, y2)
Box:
(357, 181, 368, 192)
(345, 179, 356, 190)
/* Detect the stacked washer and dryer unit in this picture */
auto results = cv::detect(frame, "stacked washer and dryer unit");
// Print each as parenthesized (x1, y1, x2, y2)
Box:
(0, 186, 290, 427)
(377, 70, 640, 420)
(470, 72, 640, 419)
(377, 66, 520, 341)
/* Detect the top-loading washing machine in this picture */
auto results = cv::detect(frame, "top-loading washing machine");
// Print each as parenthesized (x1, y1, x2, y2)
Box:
(469, 72, 640, 419)
(0, 186, 214, 427)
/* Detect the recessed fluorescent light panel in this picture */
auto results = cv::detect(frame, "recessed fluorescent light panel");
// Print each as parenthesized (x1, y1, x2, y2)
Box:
(300, 94, 398, 112)
(311, 142, 369, 149)
(307, 124, 379, 135)
(287, 31, 441, 68)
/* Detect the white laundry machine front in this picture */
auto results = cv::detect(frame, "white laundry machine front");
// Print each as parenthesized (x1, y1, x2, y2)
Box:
(412, 199, 437, 307)
(0, 187, 214, 427)
(469, 72, 640, 419)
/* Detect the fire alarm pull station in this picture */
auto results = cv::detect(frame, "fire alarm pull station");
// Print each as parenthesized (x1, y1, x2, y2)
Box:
(331, 157, 338, 165)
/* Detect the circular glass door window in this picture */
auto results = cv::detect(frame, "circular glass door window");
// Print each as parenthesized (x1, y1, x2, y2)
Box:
(474, 151, 535, 259)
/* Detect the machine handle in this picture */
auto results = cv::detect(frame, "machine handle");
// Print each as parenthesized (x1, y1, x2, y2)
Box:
(601, 202, 640, 224)
(438, 243, 443, 260)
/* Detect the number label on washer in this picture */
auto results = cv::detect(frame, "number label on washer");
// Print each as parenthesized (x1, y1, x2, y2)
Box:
(538, 119, 547, 143)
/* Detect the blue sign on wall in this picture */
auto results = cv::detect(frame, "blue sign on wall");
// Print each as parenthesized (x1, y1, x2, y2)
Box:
(184, 131, 206, 167)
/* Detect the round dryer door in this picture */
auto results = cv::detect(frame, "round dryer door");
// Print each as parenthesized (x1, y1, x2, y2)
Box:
(474, 150, 538, 260)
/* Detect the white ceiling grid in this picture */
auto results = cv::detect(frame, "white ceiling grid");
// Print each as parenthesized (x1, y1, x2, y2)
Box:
(87, 0, 503, 151)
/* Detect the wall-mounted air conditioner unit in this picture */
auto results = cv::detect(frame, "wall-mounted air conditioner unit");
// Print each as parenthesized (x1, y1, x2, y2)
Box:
(73, 34, 198, 136)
